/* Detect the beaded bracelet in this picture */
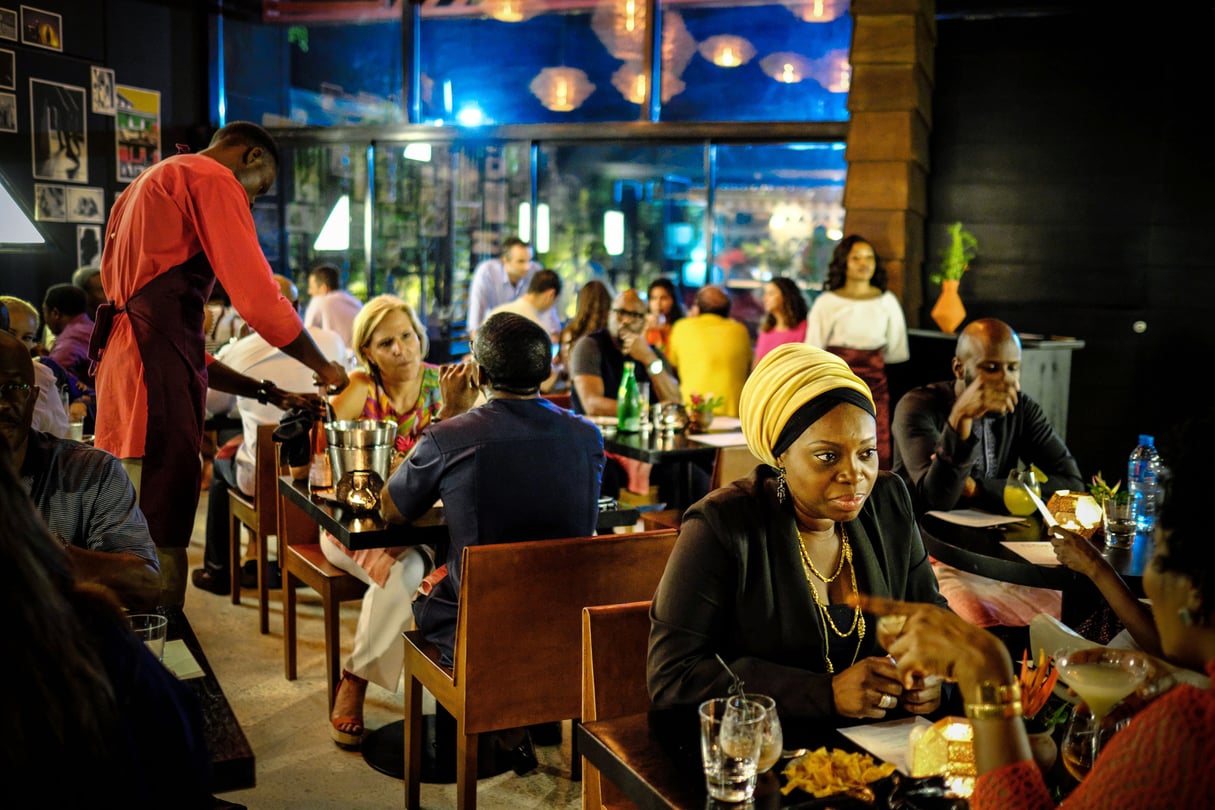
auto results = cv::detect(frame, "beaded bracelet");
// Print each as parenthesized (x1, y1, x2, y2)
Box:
(965, 681, 1023, 720)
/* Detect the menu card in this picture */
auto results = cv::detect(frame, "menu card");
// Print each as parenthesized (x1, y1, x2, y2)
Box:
(837, 716, 933, 775)
(1001, 541, 1061, 566)
(163, 639, 205, 680)
(926, 509, 1026, 528)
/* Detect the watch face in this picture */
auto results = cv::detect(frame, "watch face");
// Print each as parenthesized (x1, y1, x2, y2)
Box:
(649, 359, 663, 375)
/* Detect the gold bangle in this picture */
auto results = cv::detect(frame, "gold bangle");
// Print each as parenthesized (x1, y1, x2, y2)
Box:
(966, 681, 1023, 720)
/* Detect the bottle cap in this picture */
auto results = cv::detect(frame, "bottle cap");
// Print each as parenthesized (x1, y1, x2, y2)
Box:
(1138, 434, 1154, 445)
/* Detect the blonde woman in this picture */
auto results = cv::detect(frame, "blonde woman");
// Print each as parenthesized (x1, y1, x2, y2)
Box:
(322, 294, 444, 748)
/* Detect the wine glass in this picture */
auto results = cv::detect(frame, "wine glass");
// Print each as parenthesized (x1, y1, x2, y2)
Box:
(749, 694, 784, 774)
(1003, 469, 1039, 516)
(1054, 647, 1150, 780)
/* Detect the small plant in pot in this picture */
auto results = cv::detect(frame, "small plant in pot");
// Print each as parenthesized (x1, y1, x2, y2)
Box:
(686, 392, 724, 432)
(1018, 648, 1069, 773)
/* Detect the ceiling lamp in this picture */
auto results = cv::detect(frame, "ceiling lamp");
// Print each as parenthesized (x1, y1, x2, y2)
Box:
(697, 35, 755, 68)
(484, 0, 536, 23)
(529, 67, 596, 112)
(610, 61, 685, 104)
(811, 49, 851, 93)
(782, 0, 849, 24)
(760, 52, 812, 84)
(592, 3, 695, 79)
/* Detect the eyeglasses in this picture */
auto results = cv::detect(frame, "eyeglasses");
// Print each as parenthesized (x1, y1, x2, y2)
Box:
(0, 382, 32, 403)
(612, 308, 646, 322)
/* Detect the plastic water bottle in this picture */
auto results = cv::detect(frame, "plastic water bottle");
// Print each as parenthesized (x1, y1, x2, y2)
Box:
(1127, 435, 1162, 533)
(616, 361, 641, 433)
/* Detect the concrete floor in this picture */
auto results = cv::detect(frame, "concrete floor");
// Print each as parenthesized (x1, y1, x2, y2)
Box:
(185, 490, 582, 809)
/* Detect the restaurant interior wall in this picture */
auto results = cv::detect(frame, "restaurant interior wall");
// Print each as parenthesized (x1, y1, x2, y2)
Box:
(926, 3, 1215, 491)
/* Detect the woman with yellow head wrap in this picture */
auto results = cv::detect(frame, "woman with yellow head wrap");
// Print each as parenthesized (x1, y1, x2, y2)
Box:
(648, 343, 950, 722)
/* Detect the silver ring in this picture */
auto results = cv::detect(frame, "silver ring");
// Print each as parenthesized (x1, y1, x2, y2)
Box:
(878, 694, 896, 710)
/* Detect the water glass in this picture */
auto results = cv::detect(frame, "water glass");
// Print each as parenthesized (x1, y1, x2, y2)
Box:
(1102, 494, 1135, 548)
(748, 694, 784, 774)
(129, 613, 168, 662)
(699, 696, 765, 803)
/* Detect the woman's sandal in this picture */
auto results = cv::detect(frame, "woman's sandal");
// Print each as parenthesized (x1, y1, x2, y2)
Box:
(329, 671, 367, 748)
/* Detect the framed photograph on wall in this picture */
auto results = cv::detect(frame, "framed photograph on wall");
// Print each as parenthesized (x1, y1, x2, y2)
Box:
(77, 224, 101, 268)
(19, 5, 60, 52)
(0, 47, 12, 90)
(0, 8, 17, 42)
(34, 182, 64, 221)
(30, 78, 87, 183)
(115, 83, 160, 183)
(66, 185, 103, 223)
(0, 90, 14, 133)
(90, 65, 115, 115)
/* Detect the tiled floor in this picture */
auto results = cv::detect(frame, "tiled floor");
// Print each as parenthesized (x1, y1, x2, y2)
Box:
(186, 491, 582, 809)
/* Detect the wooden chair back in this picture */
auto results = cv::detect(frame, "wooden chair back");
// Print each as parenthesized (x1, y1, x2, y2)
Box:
(709, 444, 763, 490)
(402, 529, 678, 810)
(227, 422, 281, 633)
(542, 392, 573, 411)
(581, 601, 653, 810)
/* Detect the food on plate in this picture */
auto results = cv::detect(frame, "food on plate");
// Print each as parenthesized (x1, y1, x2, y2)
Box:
(781, 747, 896, 797)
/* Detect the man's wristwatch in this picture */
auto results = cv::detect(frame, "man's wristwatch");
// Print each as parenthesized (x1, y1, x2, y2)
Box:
(256, 380, 277, 405)
(648, 358, 664, 376)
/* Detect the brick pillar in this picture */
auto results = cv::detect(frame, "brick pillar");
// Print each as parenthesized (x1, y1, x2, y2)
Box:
(844, 0, 935, 325)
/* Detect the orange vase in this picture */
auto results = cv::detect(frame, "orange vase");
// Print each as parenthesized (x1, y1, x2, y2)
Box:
(930, 279, 967, 334)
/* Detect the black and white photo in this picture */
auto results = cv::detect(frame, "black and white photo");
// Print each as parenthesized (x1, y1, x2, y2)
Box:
(34, 182, 64, 221)
(0, 90, 13, 133)
(0, 8, 16, 42)
(77, 224, 101, 268)
(91, 65, 115, 115)
(30, 78, 87, 183)
(0, 47, 12, 90)
(19, 5, 59, 51)
(66, 185, 104, 223)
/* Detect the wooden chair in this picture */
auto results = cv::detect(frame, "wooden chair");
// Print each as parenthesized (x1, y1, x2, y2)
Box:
(709, 444, 764, 490)
(227, 423, 281, 634)
(278, 473, 368, 711)
(401, 529, 678, 810)
(581, 600, 653, 810)
(542, 391, 573, 410)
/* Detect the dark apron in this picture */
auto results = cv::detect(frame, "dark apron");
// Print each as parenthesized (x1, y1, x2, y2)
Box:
(103, 253, 215, 549)
(827, 346, 892, 471)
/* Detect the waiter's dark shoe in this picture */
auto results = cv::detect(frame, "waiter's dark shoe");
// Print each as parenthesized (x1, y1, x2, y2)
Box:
(506, 734, 538, 776)
(191, 568, 230, 596)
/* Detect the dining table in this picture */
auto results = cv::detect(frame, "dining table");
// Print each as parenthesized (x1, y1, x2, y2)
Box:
(918, 510, 1154, 628)
(577, 707, 970, 810)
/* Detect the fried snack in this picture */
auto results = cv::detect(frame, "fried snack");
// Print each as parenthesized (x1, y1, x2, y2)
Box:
(780, 747, 897, 797)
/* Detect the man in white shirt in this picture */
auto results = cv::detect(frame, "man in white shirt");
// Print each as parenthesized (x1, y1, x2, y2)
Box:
(303, 263, 363, 351)
(466, 236, 558, 340)
(193, 275, 347, 595)
(489, 269, 563, 392)
(1, 295, 71, 437)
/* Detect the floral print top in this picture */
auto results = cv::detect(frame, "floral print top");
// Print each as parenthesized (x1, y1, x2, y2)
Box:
(360, 363, 443, 457)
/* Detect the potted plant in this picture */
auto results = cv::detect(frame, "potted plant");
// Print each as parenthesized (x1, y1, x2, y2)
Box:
(686, 392, 725, 433)
(1018, 648, 1070, 773)
(929, 222, 978, 334)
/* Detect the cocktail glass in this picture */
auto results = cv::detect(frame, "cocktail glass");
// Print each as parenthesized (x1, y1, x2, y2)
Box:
(748, 694, 784, 774)
(1054, 647, 1150, 781)
(1003, 469, 1039, 516)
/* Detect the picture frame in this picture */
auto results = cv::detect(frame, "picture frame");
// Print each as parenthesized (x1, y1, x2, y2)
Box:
(90, 65, 115, 115)
(77, 224, 101, 268)
(0, 46, 12, 90)
(19, 5, 60, 52)
(33, 182, 64, 221)
(0, 8, 16, 42)
(115, 83, 160, 183)
(30, 78, 87, 182)
(0, 90, 14, 133)
(66, 185, 104, 223)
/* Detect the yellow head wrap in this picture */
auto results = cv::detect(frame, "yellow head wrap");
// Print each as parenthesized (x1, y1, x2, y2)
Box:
(738, 343, 876, 468)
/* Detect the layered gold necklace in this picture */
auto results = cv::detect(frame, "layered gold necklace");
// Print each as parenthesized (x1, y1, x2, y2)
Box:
(797, 524, 865, 674)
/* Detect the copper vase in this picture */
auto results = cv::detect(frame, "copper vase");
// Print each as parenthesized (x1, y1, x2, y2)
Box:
(930, 279, 967, 334)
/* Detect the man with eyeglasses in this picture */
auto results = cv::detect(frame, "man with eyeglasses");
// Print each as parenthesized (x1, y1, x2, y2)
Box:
(0, 329, 160, 610)
(0, 294, 73, 438)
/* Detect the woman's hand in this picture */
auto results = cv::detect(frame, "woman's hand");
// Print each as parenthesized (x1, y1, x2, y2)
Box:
(832, 656, 905, 719)
(1048, 525, 1108, 580)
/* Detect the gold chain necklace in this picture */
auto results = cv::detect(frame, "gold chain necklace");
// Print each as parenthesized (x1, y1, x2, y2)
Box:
(797, 525, 866, 674)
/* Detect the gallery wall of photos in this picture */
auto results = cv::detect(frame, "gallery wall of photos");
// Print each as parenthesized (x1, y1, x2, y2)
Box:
(0, 0, 205, 309)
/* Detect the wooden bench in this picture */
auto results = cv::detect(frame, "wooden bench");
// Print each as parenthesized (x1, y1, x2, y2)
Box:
(401, 529, 678, 810)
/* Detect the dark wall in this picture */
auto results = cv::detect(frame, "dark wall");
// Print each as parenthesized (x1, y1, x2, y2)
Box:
(0, 0, 208, 307)
(924, 7, 1214, 486)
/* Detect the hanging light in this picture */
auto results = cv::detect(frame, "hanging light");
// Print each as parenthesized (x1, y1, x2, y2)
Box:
(782, 0, 849, 23)
(592, 3, 695, 79)
(610, 61, 685, 104)
(529, 67, 596, 112)
(810, 48, 851, 92)
(484, 0, 536, 23)
(697, 35, 755, 68)
(760, 52, 812, 84)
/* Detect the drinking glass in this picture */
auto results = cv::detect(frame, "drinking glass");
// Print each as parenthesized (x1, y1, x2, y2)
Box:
(699, 696, 765, 802)
(1101, 494, 1135, 549)
(1002, 469, 1039, 516)
(749, 694, 784, 774)
(1054, 647, 1149, 780)
(129, 613, 168, 662)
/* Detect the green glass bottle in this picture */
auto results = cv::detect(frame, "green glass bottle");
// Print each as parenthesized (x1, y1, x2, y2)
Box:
(616, 361, 642, 432)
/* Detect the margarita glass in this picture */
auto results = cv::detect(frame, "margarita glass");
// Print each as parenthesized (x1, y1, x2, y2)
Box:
(1054, 647, 1150, 781)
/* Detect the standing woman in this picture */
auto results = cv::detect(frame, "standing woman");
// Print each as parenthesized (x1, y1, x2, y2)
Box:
(805, 235, 909, 469)
(644, 277, 685, 355)
(322, 294, 445, 748)
(755, 276, 809, 364)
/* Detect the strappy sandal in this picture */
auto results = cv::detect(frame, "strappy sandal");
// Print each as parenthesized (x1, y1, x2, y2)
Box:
(329, 671, 367, 748)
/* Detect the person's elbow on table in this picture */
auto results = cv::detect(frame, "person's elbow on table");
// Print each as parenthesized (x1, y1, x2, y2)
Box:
(379, 484, 407, 524)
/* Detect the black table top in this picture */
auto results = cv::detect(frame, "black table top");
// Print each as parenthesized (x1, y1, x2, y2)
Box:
(602, 429, 722, 465)
(578, 708, 967, 810)
(166, 609, 255, 794)
(918, 512, 1153, 595)
(278, 475, 640, 551)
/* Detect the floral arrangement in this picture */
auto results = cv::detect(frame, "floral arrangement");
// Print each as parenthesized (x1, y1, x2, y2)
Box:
(1088, 472, 1125, 503)
(688, 392, 725, 414)
(930, 221, 978, 285)
(1018, 648, 1069, 734)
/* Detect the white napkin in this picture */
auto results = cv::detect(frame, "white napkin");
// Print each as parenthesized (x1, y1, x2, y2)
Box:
(1001, 541, 1061, 566)
(927, 508, 1026, 528)
(163, 639, 205, 680)
(836, 716, 934, 775)
(688, 431, 747, 448)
